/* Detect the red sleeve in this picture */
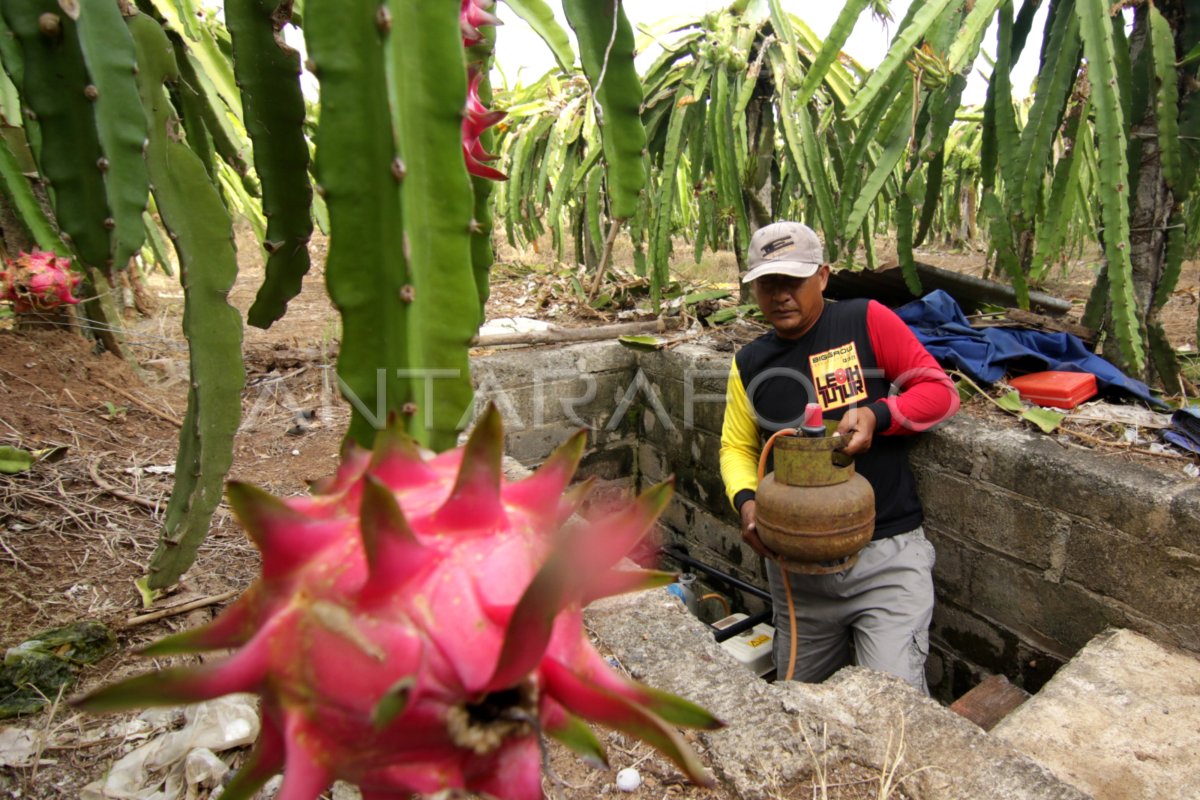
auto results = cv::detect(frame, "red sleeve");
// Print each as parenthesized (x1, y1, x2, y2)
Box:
(865, 300, 959, 435)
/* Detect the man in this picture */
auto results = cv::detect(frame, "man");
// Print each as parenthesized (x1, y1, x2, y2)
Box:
(719, 221, 959, 693)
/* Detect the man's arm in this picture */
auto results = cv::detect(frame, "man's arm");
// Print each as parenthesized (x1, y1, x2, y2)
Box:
(719, 361, 772, 557)
(863, 299, 959, 435)
(719, 360, 760, 509)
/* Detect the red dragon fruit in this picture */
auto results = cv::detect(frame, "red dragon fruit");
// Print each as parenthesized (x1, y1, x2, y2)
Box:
(77, 407, 721, 800)
(0, 250, 81, 313)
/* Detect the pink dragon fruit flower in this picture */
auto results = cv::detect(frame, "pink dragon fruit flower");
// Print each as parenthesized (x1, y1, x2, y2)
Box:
(0, 250, 81, 313)
(76, 406, 722, 800)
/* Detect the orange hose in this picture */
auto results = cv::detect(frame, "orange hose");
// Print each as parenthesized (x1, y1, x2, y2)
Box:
(782, 571, 798, 681)
(699, 593, 731, 617)
(754, 427, 803, 681)
(757, 428, 798, 480)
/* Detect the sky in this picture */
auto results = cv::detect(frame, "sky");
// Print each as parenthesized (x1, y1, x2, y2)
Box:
(492, 0, 1050, 108)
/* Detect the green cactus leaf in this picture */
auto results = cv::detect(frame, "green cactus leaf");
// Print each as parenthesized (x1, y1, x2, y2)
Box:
(843, 90, 912, 236)
(650, 64, 709, 312)
(145, 0, 242, 118)
(1031, 97, 1089, 280)
(3, 1, 111, 269)
(74, 0, 149, 272)
(793, 0, 870, 105)
(501, 0, 575, 72)
(563, 0, 647, 220)
(142, 210, 175, 277)
(1015, 0, 1080, 223)
(1075, 0, 1142, 372)
(1148, 5, 1181, 191)
(469, 28, 499, 320)
(0, 133, 63, 254)
(0, 446, 34, 474)
(306, 0, 411, 447)
(128, 13, 244, 589)
(844, 0, 955, 120)
(981, 189, 1028, 309)
(389, 0, 480, 449)
(895, 194, 922, 297)
(173, 44, 255, 183)
(947, 0, 1004, 75)
(1152, 213, 1185, 312)
(227, 0, 314, 330)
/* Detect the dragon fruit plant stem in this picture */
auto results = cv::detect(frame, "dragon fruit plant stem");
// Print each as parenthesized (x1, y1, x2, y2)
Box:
(461, 0, 505, 319)
(76, 406, 722, 799)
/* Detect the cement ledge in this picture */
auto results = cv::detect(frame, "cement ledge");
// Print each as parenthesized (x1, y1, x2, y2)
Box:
(585, 590, 1088, 800)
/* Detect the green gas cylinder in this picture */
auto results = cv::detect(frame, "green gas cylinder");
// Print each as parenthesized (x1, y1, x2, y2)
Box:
(754, 419, 875, 575)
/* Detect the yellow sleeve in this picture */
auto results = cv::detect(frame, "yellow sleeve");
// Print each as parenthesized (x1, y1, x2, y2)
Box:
(719, 359, 761, 510)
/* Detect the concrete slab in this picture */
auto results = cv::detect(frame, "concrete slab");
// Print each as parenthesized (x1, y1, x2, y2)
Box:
(993, 628, 1200, 800)
(585, 590, 1087, 800)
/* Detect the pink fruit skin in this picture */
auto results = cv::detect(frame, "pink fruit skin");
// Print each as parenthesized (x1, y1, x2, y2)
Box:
(76, 409, 721, 800)
(0, 250, 81, 313)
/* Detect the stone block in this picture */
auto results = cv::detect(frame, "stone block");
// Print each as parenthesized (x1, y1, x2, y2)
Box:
(932, 598, 1019, 678)
(652, 375, 729, 437)
(967, 548, 1129, 658)
(503, 422, 580, 466)
(939, 418, 1177, 538)
(637, 442, 669, 485)
(577, 443, 635, 482)
(993, 629, 1200, 800)
(909, 415, 985, 477)
(921, 471, 1064, 569)
(925, 525, 973, 600)
(1063, 519, 1200, 628)
(1167, 484, 1200, 555)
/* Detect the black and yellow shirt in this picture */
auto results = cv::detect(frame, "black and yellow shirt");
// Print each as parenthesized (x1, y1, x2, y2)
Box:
(720, 298, 959, 540)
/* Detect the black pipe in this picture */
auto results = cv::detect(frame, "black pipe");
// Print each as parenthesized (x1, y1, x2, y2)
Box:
(711, 609, 773, 643)
(661, 545, 771, 602)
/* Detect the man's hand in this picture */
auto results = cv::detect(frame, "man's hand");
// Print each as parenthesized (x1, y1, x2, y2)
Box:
(836, 406, 877, 456)
(739, 500, 774, 558)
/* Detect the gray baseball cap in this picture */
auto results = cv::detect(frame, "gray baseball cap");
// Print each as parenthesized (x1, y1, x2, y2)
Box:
(742, 221, 826, 283)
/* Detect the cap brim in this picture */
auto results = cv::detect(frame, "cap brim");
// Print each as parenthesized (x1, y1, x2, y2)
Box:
(741, 261, 821, 284)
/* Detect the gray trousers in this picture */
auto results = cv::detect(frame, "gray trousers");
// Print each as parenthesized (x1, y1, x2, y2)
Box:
(766, 527, 935, 693)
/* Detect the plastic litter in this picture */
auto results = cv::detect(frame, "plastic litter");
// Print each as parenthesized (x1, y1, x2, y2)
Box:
(0, 726, 38, 768)
(80, 695, 259, 800)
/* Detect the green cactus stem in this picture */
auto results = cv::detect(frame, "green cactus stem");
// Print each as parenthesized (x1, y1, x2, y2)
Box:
(128, 12, 244, 589)
(307, 0, 411, 447)
(73, 0, 149, 272)
(3, 1, 112, 271)
(562, 0, 646, 222)
(228, 0, 314, 330)
(389, 0, 479, 449)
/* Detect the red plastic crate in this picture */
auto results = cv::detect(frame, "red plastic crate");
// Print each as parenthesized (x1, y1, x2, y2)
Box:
(1009, 370, 1097, 410)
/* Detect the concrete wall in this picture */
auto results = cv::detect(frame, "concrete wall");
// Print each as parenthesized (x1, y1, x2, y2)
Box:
(472, 340, 1200, 699)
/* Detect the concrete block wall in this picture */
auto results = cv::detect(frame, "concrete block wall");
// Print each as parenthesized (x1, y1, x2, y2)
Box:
(470, 339, 1200, 699)
(471, 341, 640, 481)
(910, 415, 1200, 700)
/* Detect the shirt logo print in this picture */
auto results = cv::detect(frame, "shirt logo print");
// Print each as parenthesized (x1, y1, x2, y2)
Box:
(809, 342, 868, 411)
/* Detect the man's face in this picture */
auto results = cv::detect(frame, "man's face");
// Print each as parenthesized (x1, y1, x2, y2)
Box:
(752, 265, 830, 340)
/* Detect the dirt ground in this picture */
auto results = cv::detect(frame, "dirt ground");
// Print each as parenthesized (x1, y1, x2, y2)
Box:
(0, 228, 1191, 799)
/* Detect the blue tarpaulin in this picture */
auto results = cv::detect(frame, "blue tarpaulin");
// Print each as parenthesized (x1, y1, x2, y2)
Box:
(1163, 407, 1200, 453)
(895, 290, 1164, 407)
